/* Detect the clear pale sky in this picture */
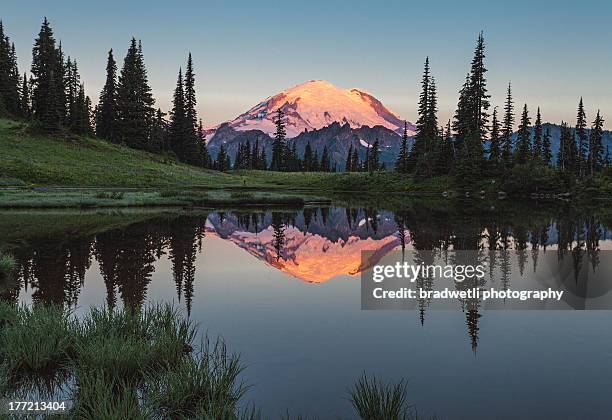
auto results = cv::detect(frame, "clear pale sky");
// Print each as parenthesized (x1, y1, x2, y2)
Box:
(2, 0, 611, 128)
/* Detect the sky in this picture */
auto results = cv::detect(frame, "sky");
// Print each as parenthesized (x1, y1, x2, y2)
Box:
(2, 0, 611, 128)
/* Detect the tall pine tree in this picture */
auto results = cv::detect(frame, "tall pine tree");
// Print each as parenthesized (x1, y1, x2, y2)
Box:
(270, 108, 286, 171)
(501, 83, 514, 167)
(588, 110, 605, 176)
(514, 104, 531, 165)
(31, 17, 64, 131)
(96, 49, 118, 142)
(116, 38, 155, 150)
(395, 121, 410, 173)
(575, 98, 588, 176)
(532, 107, 543, 162)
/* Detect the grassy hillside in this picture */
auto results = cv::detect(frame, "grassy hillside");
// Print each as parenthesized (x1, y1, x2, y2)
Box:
(0, 119, 240, 188)
(0, 118, 429, 192)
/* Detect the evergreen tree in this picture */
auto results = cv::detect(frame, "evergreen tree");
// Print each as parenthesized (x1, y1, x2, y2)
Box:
(395, 121, 410, 173)
(345, 144, 353, 172)
(514, 104, 531, 165)
(368, 139, 380, 172)
(532, 107, 543, 162)
(20, 73, 30, 117)
(303, 142, 314, 171)
(320, 145, 330, 172)
(488, 107, 501, 164)
(576, 98, 588, 176)
(351, 146, 359, 171)
(0, 21, 21, 116)
(542, 127, 552, 166)
(468, 32, 490, 139)
(270, 108, 286, 171)
(116, 38, 155, 150)
(501, 83, 514, 167)
(216, 144, 229, 171)
(169, 68, 189, 160)
(452, 73, 472, 150)
(96, 49, 118, 142)
(150, 108, 168, 153)
(411, 57, 432, 166)
(31, 17, 64, 131)
(184, 53, 197, 137)
(557, 122, 575, 173)
(588, 110, 605, 176)
(312, 150, 320, 171)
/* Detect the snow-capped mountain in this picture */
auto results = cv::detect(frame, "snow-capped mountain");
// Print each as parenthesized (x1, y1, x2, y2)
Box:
(212, 79, 415, 138)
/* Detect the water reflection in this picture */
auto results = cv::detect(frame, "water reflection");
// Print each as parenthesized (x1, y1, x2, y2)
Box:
(2, 201, 611, 351)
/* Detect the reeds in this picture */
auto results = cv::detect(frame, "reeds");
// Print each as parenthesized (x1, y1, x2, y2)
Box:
(348, 372, 417, 420)
(0, 303, 248, 419)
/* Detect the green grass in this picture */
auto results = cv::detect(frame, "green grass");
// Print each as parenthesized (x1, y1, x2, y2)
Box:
(0, 188, 322, 209)
(349, 373, 420, 420)
(0, 252, 14, 279)
(0, 303, 251, 418)
(0, 118, 240, 188)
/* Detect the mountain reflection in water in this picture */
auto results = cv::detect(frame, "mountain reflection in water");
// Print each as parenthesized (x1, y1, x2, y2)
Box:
(2, 202, 611, 352)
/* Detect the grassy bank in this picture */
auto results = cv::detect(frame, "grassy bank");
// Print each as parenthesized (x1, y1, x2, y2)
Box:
(0, 188, 329, 209)
(0, 302, 430, 419)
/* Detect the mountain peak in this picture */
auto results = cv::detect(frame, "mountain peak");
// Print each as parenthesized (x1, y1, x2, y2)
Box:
(217, 80, 415, 138)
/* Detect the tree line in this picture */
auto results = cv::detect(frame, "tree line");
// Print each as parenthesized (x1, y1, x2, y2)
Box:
(393, 32, 609, 187)
(0, 20, 609, 179)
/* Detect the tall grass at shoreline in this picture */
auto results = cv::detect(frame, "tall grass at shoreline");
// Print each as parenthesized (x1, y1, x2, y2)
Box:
(0, 302, 432, 418)
(0, 252, 14, 279)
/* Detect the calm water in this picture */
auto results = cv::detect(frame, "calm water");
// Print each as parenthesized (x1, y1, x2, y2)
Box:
(2, 201, 612, 419)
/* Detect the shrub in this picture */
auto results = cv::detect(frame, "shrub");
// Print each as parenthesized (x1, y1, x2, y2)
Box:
(94, 191, 125, 200)
(502, 163, 565, 194)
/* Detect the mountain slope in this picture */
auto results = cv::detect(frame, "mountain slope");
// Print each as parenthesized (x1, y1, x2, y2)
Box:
(212, 79, 415, 138)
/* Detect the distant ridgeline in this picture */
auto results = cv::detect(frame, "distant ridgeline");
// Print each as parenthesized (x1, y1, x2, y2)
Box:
(206, 121, 612, 169)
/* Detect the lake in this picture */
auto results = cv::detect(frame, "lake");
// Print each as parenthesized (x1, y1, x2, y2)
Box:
(2, 199, 612, 419)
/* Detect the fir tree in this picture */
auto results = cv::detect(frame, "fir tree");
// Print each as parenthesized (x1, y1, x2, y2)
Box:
(303, 142, 314, 171)
(150, 108, 168, 153)
(0, 21, 21, 116)
(345, 144, 353, 172)
(368, 139, 380, 172)
(31, 17, 64, 131)
(557, 122, 574, 173)
(576, 98, 588, 176)
(116, 38, 155, 150)
(351, 146, 359, 172)
(169, 68, 189, 160)
(514, 104, 531, 165)
(488, 107, 501, 164)
(542, 127, 552, 166)
(320, 145, 330, 172)
(588, 110, 605, 176)
(270, 108, 286, 171)
(184, 53, 197, 137)
(468, 32, 490, 139)
(501, 83, 514, 167)
(96, 49, 118, 142)
(532, 107, 543, 162)
(395, 121, 410, 173)
(20, 73, 30, 117)
(216, 144, 229, 171)
(411, 57, 432, 167)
